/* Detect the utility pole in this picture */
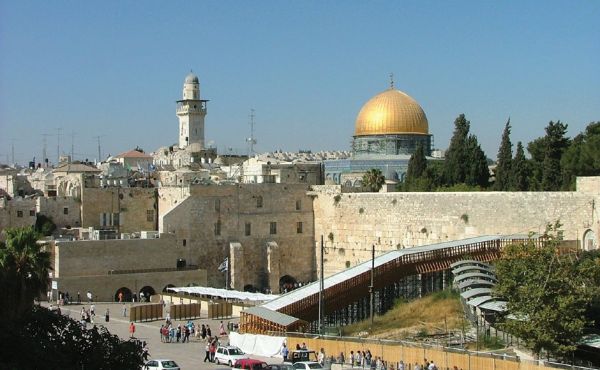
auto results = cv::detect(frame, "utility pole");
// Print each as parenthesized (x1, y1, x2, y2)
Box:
(70, 131, 76, 162)
(56, 127, 62, 164)
(11, 140, 15, 165)
(318, 235, 324, 334)
(246, 109, 257, 156)
(94, 136, 102, 163)
(369, 243, 375, 330)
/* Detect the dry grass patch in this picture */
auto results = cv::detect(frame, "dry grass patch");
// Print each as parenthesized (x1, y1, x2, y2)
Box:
(341, 290, 465, 340)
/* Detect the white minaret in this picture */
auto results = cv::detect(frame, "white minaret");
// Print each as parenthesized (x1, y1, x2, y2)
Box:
(177, 72, 208, 149)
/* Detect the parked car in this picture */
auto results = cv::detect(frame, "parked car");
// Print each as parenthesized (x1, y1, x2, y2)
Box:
(284, 350, 318, 364)
(292, 362, 323, 370)
(233, 358, 270, 370)
(269, 364, 294, 370)
(144, 359, 180, 370)
(215, 346, 249, 366)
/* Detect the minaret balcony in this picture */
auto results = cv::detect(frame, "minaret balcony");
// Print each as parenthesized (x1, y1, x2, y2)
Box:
(176, 100, 208, 114)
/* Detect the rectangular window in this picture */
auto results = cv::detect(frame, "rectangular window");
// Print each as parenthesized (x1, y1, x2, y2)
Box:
(146, 210, 154, 222)
(214, 220, 221, 236)
(17, 210, 23, 218)
(245, 222, 251, 236)
(214, 199, 221, 212)
(63, 207, 69, 215)
(182, 239, 187, 247)
(296, 199, 301, 211)
(256, 196, 263, 208)
(113, 213, 120, 226)
(270, 222, 277, 235)
(296, 222, 303, 234)
(29, 210, 35, 217)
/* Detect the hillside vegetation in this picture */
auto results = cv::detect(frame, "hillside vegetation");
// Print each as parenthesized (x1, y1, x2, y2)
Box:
(340, 290, 466, 340)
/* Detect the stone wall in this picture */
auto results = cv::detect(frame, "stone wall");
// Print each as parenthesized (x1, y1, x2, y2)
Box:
(37, 196, 81, 229)
(161, 183, 316, 291)
(81, 187, 157, 233)
(52, 234, 207, 301)
(312, 177, 600, 276)
(0, 197, 37, 236)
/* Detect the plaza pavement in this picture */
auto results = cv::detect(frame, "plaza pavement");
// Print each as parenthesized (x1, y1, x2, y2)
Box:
(54, 302, 280, 369)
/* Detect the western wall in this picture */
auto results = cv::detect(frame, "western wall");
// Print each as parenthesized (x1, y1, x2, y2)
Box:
(312, 177, 600, 276)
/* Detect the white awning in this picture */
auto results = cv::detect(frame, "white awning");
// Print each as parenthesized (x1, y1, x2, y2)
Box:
(168, 286, 278, 302)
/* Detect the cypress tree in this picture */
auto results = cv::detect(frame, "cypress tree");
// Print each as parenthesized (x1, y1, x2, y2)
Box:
(444, 114, 470, 185)
(406, 142, 427, 180)
(465, 135, 489, 187)
(494, 118, 513, 190)
(541, 121, 570, 191)
(511, 141, 529, 191)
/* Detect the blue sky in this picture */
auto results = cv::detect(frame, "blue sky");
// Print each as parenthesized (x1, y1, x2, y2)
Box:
(1, 1, 598, 165)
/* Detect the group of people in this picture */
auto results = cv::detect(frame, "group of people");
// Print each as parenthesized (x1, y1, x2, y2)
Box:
(203, 336, 221, 362)
(159, 317, 229, 345)
(79, 305, 110, 328)
(159, 321, 194, 343)
(334, 351, 440, 370)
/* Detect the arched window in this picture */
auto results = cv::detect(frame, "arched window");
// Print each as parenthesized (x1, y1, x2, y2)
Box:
(583, 230, 598, 251)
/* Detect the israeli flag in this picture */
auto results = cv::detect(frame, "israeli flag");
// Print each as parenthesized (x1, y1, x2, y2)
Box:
(218, 257, 228, 272)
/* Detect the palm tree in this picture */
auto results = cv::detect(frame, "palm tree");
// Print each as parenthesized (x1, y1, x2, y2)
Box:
(362, 168, 385, 192)
(0, 227, 51, 320)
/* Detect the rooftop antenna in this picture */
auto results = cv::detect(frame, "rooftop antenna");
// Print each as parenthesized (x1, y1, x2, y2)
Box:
(56, 127, 62, 164)
(11, 140, 15, 165)
(246, 109, 257, 156)
(70, 131, 76, 162)
(389, 72, 394, 89)
(93, 135, 104, 163)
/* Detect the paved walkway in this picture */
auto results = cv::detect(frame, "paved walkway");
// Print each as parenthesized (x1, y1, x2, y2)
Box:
(52, 302, 278, 369)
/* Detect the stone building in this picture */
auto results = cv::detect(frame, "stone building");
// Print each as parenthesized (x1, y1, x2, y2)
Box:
(50, 233, 206, 302)
(80, 185, 157, 234)
(113, 148, 153, 172)
(0, 196, 37, 235)
(160, 183, 315, 292)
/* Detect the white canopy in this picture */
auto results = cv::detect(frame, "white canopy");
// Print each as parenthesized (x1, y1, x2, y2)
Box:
(168, 286, 278, 302)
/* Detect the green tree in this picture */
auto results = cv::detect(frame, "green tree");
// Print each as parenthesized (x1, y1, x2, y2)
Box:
(362, 168, 385, 192)
(464, 135, 489, 187)
(511, 141, 529, 191)
(0, 306, 143, 369)
(494, 119, 513, 190)
(541, 121, 570, 191)
(561, 122, 600, 189)
(444, 114, 470, 185)
(34, 214, 56, 236)
(402, 143, 429, 191)
(494, 223, 594, 359)
(406, 143, 427, 180)
(0, 227, 51, 321)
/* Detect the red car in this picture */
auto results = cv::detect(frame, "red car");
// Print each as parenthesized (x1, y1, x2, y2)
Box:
(233, 359, 270, 370)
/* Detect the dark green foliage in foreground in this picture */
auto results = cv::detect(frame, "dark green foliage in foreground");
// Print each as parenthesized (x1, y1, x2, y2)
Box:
(0, 305, 143, 370)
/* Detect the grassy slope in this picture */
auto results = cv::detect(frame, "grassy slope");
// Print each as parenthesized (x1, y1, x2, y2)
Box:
(341, 290, 467, 340)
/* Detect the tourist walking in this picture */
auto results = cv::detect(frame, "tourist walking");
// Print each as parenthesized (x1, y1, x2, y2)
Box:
(129, 322, 136, 338)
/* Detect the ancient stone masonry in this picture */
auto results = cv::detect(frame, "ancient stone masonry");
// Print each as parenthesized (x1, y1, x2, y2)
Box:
(312, 177, 600, 277)
(160, 183, 315, 291)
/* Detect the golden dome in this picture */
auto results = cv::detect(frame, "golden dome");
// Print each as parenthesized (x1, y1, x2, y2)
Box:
(354, 88, 429, 136)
